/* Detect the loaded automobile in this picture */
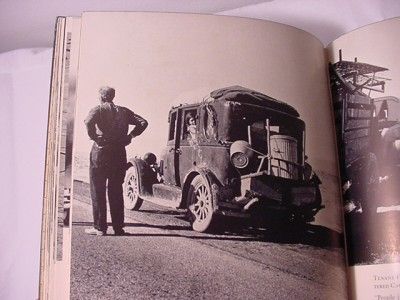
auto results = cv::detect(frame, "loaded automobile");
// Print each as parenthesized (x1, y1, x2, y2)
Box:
(330, 51, 400, 215)
(123, 86, 323, 232)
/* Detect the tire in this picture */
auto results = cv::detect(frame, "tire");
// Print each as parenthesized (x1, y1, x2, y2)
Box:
(187, 174, 216, 232)
(123, 164, 144, 210)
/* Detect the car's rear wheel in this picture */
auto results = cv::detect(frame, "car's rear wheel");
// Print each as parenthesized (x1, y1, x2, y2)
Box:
(187, 174, 216, 232)
(123, 164, 143, 210)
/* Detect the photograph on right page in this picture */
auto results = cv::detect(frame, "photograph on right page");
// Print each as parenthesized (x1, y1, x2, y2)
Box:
(328, 18, 400, 267)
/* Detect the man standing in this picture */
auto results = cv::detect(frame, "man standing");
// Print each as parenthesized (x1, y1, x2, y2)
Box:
(84, 86, 148, 235)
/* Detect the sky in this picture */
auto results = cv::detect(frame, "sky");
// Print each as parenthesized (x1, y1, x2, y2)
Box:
(73, 12, 338, 176)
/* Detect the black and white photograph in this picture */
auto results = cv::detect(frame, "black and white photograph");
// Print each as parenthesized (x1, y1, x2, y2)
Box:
(67, 13, 346, 299)
(329, 18, 400, 267)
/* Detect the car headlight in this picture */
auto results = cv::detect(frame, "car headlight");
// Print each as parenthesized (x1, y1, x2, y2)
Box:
(230, 140, 254, 169)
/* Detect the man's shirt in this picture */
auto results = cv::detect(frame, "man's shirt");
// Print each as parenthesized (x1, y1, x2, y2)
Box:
(85, 102, 148, 147)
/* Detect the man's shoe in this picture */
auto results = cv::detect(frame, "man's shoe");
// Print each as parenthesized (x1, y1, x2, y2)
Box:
(114, 229, 126, 236)
(85, 227, 106, 236)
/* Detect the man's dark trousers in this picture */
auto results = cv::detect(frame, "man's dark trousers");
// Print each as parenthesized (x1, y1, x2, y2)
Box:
(89, 143, 126, 232)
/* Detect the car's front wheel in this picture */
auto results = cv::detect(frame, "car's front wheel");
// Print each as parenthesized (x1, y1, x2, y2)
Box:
(123, 164, 144, 210)
(187, 174, 216, 232)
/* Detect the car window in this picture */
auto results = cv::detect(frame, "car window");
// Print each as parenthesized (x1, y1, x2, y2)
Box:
(168, 111, 177, 141)
(182, 109, 198, 140)
(203, 104, 218, 141)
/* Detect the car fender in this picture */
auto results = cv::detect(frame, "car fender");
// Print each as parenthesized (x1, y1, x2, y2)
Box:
(126, 158, 154, 197)
(180, 167, 221, 209)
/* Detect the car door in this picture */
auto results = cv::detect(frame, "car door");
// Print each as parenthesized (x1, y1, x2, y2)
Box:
(163, 109, 182, 186)
(179, 107, 199, 182)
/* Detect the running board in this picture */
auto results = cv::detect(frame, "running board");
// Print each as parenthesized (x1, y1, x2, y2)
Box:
(140, 184, 183, 209)
(141, 195, 181, 209)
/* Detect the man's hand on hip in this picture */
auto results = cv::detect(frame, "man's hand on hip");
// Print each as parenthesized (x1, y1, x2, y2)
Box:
(122, 134, 133, 146)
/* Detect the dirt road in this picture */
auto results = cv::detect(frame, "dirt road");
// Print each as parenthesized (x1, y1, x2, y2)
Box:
(71, 181, 347, 299)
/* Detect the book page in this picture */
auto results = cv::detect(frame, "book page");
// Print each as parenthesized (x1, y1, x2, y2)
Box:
(327, 17, 400, 300)
(67, 12, 345, 299)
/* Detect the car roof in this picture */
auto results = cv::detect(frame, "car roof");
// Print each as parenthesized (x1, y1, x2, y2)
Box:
(171, 86, 300, 117)
(210, 86, 299, 117)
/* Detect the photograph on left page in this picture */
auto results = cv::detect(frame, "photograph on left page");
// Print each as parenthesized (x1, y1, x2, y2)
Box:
(69, 12, 347, 299)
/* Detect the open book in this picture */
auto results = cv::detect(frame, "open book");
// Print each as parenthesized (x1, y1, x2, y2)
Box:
(41, 12, 400, 299)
